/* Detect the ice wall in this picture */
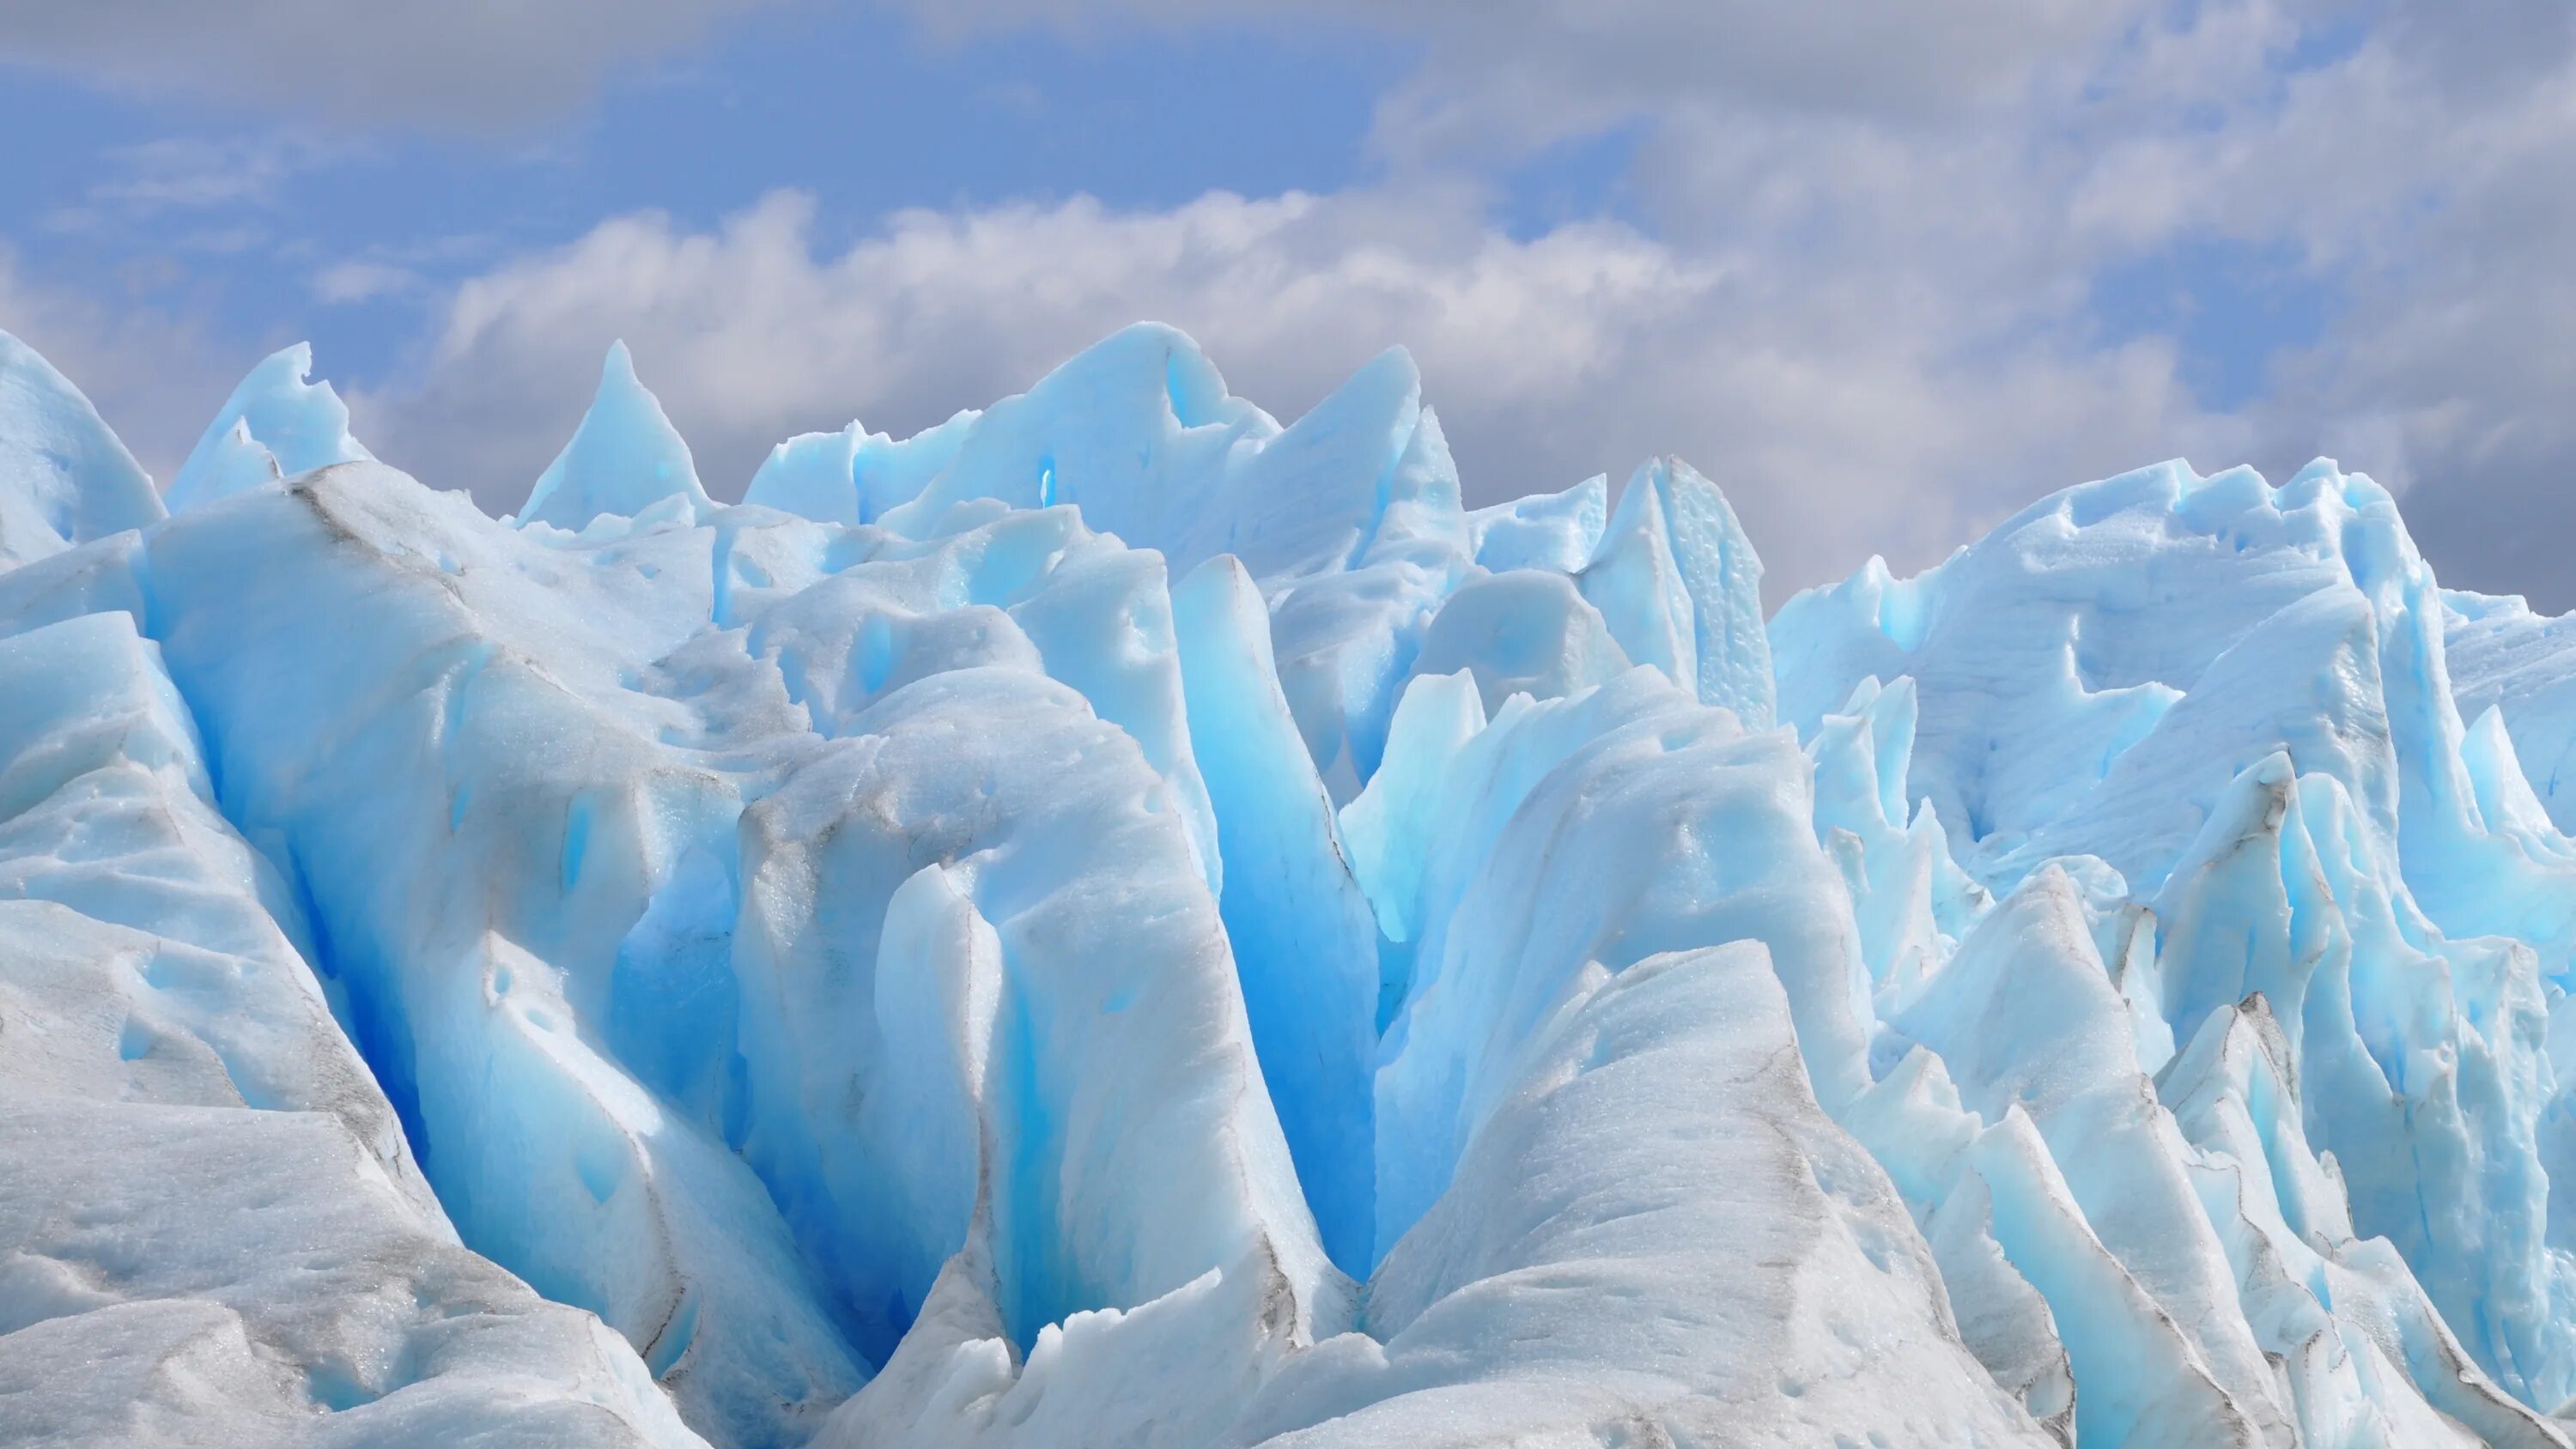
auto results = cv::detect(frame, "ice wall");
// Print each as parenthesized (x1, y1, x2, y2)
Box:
(5, 321, 2576, 1449)
(0, 603, 701, 1447)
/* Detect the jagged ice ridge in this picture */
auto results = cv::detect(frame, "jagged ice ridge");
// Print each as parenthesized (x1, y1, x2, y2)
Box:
(3, 318, 2576, 1447)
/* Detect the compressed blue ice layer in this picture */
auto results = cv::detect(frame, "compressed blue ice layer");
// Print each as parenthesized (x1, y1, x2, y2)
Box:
(9, 326, 2576, 1449)
(1172, 555, 1381, 1275)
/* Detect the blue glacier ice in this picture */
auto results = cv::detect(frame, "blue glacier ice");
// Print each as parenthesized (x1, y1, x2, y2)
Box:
(0, 333, 161, 567)
(164, 343, 373, 515)
(520, 342, 714, 533)
(5, 320, 2576, 1448)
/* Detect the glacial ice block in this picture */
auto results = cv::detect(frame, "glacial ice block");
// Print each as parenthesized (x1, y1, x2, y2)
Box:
(1173, 555, 1382, 1276)
(1239, 943, 2054, 1448)
(0, 330, 163, 568)
(1353, 667, 1877, 1253)
(739, 414, 982, 529)
(2446, 590, 2576, 835)
(1581, 456, 1774, 726)
(0, 612, 703, 1449)
(743, 425, 866, 526)
(879, 325, 1431, 584)
(1778, 455, 2576, 1419)
(520, 341, 714, 532)
(728, 664, 1345, 1366)
(140, 464, 865, 1446)
(11, 324, 2576, 1449)
(166, 343, 373, 513)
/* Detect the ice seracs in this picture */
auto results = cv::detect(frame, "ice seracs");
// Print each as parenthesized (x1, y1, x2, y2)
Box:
(165, 343, 374, 514)
(0, 331, 161, 568)
(0, 609, 701, 1449)
(6, 320, 2576, 1448)
(519, 340, 714, 532)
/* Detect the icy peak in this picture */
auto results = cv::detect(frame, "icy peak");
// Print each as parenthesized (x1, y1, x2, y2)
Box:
(13, 324, 2576, 1449)
(166, 341, 374, 513)
(520, 339, 713, 533)
(1582, 455, 1774, 726)
(0, 329, 162, 567)
(873, 324, 1458, 585)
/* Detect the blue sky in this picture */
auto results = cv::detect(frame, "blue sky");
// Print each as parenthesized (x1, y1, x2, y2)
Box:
(3, 1, 2572, 603)
(0, 8, 1399, 366)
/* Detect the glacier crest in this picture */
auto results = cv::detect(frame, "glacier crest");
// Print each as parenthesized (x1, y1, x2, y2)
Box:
(3, 324, 2576, 1449)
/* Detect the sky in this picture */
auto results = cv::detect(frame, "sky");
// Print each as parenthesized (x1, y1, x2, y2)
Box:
(2, 0, 2572, 605)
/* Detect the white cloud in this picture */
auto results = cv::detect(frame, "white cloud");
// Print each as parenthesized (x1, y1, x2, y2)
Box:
(2002, 0, 2576, 603)
(313, 261, 427, 306)
(0, 249, 254, 484)
(83, 135, 345, 213)
(18, 0, 2576, 606)
(32, 133, 354, 258)
(331, 0, 2301, 597)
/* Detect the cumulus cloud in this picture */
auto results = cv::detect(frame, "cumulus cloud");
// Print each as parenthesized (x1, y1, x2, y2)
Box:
(2224, 15, 2576, 605)
(330, 0, 2281, 596)
(17, 0, 2576, 605)
(0, 249, 246, 482)
(1971, 0, 2576, 603)
(874, 0, 2576, 604)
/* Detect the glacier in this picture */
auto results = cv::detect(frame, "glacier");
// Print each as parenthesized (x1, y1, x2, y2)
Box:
(3, 320, 2576, 1449)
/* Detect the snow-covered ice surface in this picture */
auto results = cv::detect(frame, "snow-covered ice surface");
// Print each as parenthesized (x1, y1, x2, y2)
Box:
(4, 323, 2576, 1448)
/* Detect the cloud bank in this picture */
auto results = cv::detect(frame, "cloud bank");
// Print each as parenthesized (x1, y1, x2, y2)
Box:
(12, 0, 2576, 603)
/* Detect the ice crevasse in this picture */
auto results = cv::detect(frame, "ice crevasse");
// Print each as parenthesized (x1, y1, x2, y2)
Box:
(3, 321, 2576, 1448)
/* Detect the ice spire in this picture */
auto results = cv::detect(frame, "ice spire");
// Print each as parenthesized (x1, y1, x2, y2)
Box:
(519, 340, 711, 531)
(0, 329, 162, 566)
(166, 342, 373, 512)
(1582, 457, 1775, 727)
